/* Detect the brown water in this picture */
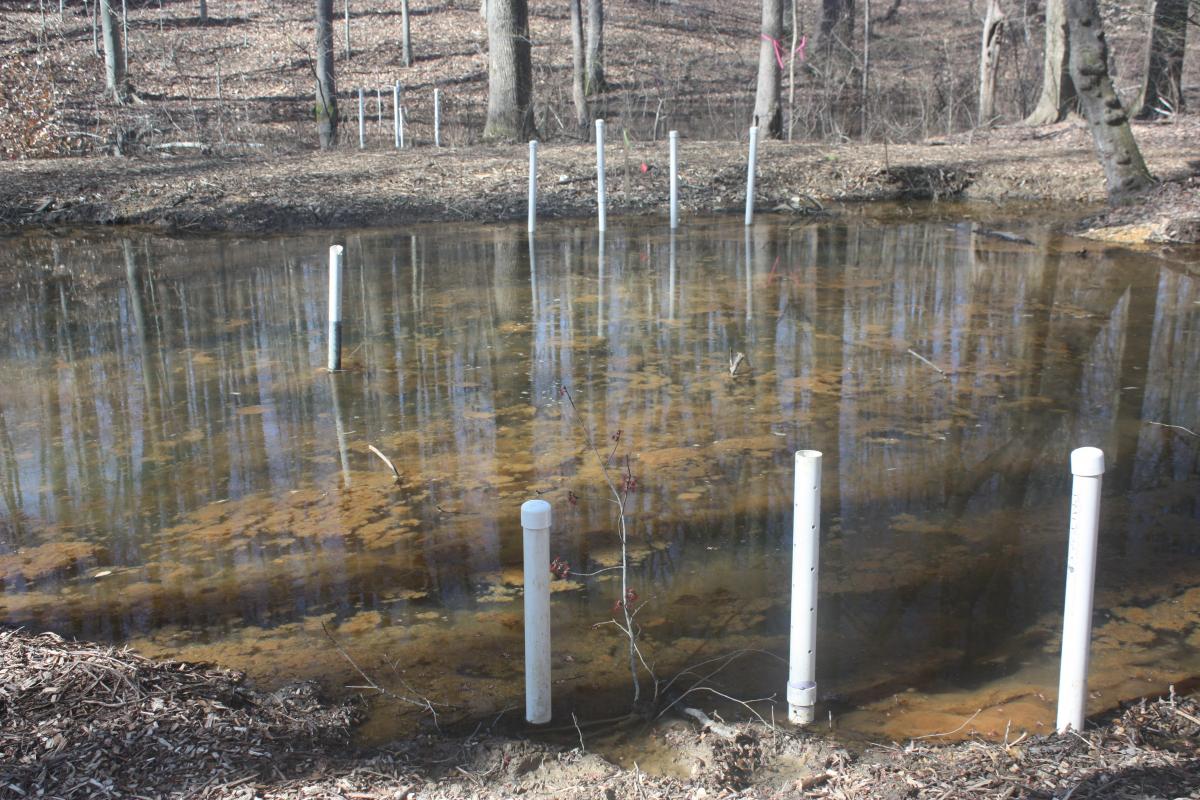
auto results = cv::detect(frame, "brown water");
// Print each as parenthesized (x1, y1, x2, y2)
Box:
(0, 211, 1197, 745)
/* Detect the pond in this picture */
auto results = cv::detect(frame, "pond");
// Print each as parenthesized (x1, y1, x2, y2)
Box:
(0, 209, 1197, 746)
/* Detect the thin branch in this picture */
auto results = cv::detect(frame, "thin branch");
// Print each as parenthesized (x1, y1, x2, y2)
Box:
(367, 444, 402, 483)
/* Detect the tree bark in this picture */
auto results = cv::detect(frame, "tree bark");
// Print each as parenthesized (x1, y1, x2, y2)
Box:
(483, 0, 536, 142)
(753, 0, 784, 137)
(585, 0, 605, 94)
(1135, 0, 1187, 118)
(1025, 0, 1075, 124)
(401, 0, 413, 66)
(1066, 0, 1154, 198)
(315, 0, 339, 148)
(977, 0, 1005, 125)
(570, 0, 588, 130)
(99, 0, 125, 102)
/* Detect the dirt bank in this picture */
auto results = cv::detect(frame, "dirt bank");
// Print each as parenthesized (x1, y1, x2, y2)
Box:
(2, 628, 1199, 799)
(2, 119, 1198, 240)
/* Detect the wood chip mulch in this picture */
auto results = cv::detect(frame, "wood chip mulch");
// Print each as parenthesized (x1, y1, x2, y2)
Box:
(2, 626, 1199, 799)
(0, 629, 359, 799)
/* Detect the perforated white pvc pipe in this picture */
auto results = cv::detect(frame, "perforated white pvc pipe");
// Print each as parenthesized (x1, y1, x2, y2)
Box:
(669, 130, 679, 229)
(528, 140, 538, 233)
(433, 88, 441, 147)
(522, 498, 552, 725)
(357, 87, 365, 149)
(788, 449, 822, 725)
(393, 82, 401, 149)
(595, 119, 607, 232)
(744, 126, 758, 226)
(327, 245, 344, 372)
(1056, 446, 1105, 734)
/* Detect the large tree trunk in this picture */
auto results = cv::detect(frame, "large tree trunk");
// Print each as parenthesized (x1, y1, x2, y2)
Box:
(401, 0, 413, 66)
(570, 0, 588, 130)
(315, 0, 339, 149)
(1066, 0, 1154, 198)
(99, 0, 125, 102)
(753, 0, 784, 137)
(1024, 0, 1075, 124)
(483, 0, 536, 142)
(585, 0, 605, 94)
(1135, 0, 1187, 118)
(977, 0, 1005, 126)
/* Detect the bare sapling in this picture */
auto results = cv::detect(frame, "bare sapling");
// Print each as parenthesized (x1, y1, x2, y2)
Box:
(556, 385, 655, 708)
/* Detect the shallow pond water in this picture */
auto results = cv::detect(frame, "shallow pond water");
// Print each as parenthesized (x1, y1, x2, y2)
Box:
(0, 209, 1197, 745)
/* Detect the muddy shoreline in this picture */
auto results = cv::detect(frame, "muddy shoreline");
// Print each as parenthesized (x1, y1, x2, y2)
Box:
(2, 120, 1198, 241)
(2, 629, 1198, 799)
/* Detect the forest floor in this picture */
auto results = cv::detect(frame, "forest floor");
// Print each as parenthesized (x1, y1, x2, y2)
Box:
(1, 116, 1199, 243)
(3, 628, 1200, 800)
(2, 0, 1200, 242)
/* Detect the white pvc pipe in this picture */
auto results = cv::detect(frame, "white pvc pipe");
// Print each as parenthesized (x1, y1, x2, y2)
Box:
(669, 130, 679, 229)
(788, 449, 822, 725)
(528, 140, 538, 233)
(393, 82, 401, 149)
(595, 119, 607, 232)
(668, 230, 677, 321)
(327, 245, 344, 371)
(1056, 446, 1105, 734)
(434, 88, 441, 147)
(357, 87, 365, 149)
(522, 498, 552, 725)
(744, 125, 759, 226)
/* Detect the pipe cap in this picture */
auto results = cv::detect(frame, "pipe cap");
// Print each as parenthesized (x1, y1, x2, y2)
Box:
(521, 499, 552, 530)
(1070, 447, 1105, 477)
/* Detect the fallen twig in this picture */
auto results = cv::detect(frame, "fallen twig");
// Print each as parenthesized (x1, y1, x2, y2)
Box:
(1146, 421, 1198, 437)
(367, 444, 402, 483)
(907, 348, 947, 377)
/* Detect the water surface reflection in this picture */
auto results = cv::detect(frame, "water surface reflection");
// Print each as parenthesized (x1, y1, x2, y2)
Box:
(0, 213, 1196, 739)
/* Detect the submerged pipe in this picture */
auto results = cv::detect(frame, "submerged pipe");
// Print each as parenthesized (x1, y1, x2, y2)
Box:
(327, 244, 344, 372)
(788, 449, 822, 725)
(522, 498, 552, 725)
(1056, 447, 1105, 734)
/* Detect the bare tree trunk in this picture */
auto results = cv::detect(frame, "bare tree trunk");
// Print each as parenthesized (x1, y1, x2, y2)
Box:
(1135, 0, 1187, 118)
(570, 0, 588, 130)
(199, 0, 207, 22)
(754, 0, 784, 137)
(1066, 0, 1153, 198)
(343, 0, 351, 59)
(315, 0, 339, 148)
(483, 0, 536, 141)
(977, 0, 1005, 125)
(99, 0, 125, 102)
(401, 0, 413, 66)
(1024, 0, 1075, 124)
(585, 0, 605, 94)
(861, 0, 870, 136)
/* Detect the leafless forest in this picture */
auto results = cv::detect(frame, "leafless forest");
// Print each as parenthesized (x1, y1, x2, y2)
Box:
(1, 0, 1195, 158)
